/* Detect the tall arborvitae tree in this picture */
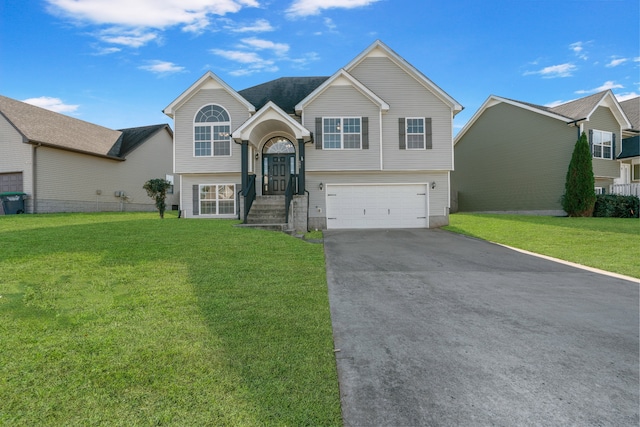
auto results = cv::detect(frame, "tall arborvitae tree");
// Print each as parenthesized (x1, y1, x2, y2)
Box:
(562, 132, 596, 217)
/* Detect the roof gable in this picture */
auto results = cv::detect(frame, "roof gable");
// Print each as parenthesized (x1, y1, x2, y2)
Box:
(549, 90, 631, 128)
(344, 40, 463, 114)
(115, 124, 173, 157)
(0, 94, 123, 159)
(163, 71, 255, 118)
(232, 101, 311, 142)
(294, 69, 390, 113)
(456, 91, 633, 145)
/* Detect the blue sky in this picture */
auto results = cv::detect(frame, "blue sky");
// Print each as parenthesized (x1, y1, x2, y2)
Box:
(1, 0, 638, 133)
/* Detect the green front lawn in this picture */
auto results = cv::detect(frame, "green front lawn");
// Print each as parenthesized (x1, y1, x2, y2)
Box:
(444, 214, 640, 279)
(0, 212, 341, 426)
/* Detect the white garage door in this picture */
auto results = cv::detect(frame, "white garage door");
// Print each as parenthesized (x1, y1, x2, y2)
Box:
(326, 184, 429, 229)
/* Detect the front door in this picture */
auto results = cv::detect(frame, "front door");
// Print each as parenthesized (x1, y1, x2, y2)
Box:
(263, 154, 294, 195)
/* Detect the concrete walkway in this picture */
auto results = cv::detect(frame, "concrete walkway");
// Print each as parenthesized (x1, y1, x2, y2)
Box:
(323, 229, 639, 426)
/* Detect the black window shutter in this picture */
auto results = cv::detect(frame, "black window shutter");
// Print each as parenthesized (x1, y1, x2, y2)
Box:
(399, 118, 406, 150)
(315, 117, 323, 149)
(612, 133, 616, 159)
(425, 118, 432, 149)
(192, 185, 199, 215)
(588, 129, 593, 155)
(362, 117, 369, 149)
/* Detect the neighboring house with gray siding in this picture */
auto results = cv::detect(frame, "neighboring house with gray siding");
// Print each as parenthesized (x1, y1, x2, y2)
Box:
(164, 40, 462, 230)
(451, 90, 633, 214)
(0, 95, 178, 214)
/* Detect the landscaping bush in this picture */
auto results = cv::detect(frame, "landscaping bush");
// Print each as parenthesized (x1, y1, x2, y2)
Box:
(562, 132, 596, 217)
(593, 194, 640, 218)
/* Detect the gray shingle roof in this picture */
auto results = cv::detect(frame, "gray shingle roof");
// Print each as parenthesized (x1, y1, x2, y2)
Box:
(115, 124, 172, 157)
(0, 95, 170, 159)
(238, 77, 329, 113)
(548, 91, 608, 121)
(620, 97, 639, 130)
(0, 95, 123, 158)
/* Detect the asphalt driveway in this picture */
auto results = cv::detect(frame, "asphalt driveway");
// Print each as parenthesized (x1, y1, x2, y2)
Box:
(323, 228, 639, 426)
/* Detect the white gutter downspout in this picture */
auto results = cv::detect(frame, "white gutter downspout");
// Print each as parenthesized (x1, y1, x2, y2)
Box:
(379, 110, 384, 170)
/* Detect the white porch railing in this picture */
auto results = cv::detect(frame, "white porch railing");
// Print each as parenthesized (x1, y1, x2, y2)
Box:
(609, 183, 640, 196)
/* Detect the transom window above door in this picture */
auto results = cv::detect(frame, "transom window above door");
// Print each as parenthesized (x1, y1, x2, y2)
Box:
(264, 137, 296, 154)
(194, 105, 231, 157)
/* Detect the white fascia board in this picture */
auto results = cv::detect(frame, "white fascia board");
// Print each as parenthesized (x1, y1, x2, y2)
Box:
(344, 40, 463, 114)
(232, 101, 310, 141)
(295, 69, 389, 114)
(587, 91, 632, 129)
(454, 95, 575, 145)
(163, 71, 255, 118)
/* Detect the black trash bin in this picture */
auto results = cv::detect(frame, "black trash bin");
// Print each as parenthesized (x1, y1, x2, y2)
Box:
(0, 192, 26, 215)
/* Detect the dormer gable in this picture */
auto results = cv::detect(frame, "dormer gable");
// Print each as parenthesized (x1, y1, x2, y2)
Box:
(163, 71, 255, 118)
(294, 69, 389, 114)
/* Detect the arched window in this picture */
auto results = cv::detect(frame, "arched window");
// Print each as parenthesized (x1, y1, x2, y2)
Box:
(194, 105, 231, 157)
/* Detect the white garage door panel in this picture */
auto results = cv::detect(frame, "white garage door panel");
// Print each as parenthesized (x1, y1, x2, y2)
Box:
(326, 184, 428, 229)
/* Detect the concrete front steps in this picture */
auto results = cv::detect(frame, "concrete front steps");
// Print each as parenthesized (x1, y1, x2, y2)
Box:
(235, 195, 290, 232)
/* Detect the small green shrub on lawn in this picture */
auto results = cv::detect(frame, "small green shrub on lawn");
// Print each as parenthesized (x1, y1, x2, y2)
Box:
(593, 194, 640, 218)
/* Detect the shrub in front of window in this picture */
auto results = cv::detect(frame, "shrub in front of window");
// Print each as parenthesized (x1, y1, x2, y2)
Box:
(593, 195, 639, 218)
(143, 178, 172, 219)
(562, 132, 596, 217)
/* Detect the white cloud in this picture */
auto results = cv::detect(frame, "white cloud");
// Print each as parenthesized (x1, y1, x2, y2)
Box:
(575, 81, 624, 94)
(286, 0, 379, 17)
(240, 37, 289, 55)
(606, 57, 629, 68)
(139, 60, 186, 74)
(46, 0, 259, 28)
(569, 41, 589, 60)
(93, 46, 122, 55)
(524, 63, 576, 78)
(98, 28, 159, 48)
(210, 48, 279, 76)
(616, 92, 639, 102)
(46, 0, 260, 47)
(22, 96, 79, 113)
(230, 19, 274, 33)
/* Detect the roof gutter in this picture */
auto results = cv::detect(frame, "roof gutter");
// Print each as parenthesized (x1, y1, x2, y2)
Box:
(26, 139, 125, 161)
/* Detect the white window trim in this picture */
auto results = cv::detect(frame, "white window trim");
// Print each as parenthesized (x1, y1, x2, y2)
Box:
(193, 104, 232, 158)
(198, 184, 236, 216)
(591, 129, 613, 160)
(406, 117, 426, 150)
(322, 117, 362, 150)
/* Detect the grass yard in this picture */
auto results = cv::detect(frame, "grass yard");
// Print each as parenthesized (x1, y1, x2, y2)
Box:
(444, 214, 640, 279)
(0, 212, 341, 426)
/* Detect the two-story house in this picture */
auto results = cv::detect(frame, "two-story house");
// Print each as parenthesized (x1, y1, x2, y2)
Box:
(163, 40, 462, 230)
(451, 90, 633, 214)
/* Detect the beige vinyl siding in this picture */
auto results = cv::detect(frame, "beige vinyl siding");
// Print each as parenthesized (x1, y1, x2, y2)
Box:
(452, 102, 576, 212)
(348, 56, 453, 170)
(585, 106, 622, 179)
(174, 89, 252, 174)
(303, 85, 381, 171)
(180, 173, 240, 218)
(306, 170, 449, 221)
(0, 115, 33, 211)
(35, 129, 175, 213)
